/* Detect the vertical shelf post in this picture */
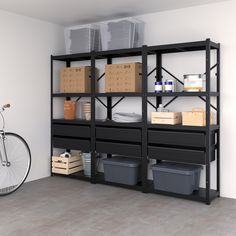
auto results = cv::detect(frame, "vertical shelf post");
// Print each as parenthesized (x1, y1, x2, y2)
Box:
(217, 44, 221, 196)
(156, 53, 162, 109)
(142, 45, 148, 193)
(50, 56, 53, 176)
(205, 39, 211, 204)
(107, 57, 112, 159)
(91, 52, 96, 183)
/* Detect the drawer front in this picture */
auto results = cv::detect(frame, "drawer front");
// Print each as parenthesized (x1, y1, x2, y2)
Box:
(148, 146, 206, 164)
(53, 137, 90, 152)
(96, 141, 141, 156)
(96, 127, 141, 142)
(148, 130, 213, 148)
(53, 124, 90, 138)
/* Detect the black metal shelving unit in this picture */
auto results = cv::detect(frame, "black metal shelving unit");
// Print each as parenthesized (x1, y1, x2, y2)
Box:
(51, 38, 220, 205)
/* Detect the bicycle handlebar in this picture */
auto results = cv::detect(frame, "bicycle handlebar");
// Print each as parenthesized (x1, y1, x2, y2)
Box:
(3, 104, 10, 109)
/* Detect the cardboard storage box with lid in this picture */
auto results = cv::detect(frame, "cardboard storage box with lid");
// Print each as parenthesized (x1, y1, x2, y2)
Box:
(105, 62, 142, 92)
(151, 112, 182, 125)
(60, 66, 98, 93)
(182, 108, 214, 126)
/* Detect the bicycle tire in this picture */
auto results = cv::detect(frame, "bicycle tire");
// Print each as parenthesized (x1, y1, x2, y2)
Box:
(0, 132, 31, 196)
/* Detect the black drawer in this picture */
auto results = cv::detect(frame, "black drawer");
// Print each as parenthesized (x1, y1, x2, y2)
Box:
(148, 146, 215, 165)
(96, 127, 141, 142)
(148, 130, 215, 148)
(53, 137, 90, 152)
(53, 124, 90, 138)
(96, 141, 141, 156)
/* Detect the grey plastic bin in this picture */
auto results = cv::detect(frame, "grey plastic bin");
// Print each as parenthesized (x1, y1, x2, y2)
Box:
(152, 162, 201, 195)
(103, 156, 141, 185)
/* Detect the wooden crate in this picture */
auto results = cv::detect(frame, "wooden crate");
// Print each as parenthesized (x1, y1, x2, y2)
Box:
(182, 108, 214, 126)
(151, 112, 182, 125)
(52, 156, 83, 175)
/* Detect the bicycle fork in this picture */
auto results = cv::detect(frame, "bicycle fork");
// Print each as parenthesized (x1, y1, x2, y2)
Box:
(0, 132, 10, 167)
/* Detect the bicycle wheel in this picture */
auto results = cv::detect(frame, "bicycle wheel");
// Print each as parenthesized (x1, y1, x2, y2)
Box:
(0, 132, 31, 195)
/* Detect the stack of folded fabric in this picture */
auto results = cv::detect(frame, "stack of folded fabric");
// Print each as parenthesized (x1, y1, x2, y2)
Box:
(113, 113, 142, 123)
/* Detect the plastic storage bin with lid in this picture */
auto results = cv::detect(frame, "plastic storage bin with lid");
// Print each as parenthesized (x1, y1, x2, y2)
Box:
(103, 156, 141, 185)
(64, 24, 101, 54)
(152, 162, 202, 195)
(100, 17, 144, 51)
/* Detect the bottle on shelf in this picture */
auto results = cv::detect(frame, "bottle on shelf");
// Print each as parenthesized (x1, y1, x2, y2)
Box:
(157, 104, 168, 112)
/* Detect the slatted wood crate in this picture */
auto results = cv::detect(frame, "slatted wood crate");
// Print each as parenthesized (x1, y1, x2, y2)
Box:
(52, 155, 83, 175)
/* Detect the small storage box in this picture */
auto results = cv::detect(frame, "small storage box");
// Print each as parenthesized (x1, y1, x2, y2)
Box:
(52, 155, 83, 175)
(60, 66, 91, 93)
(105, 63, 141, 92)
(103, 156, 141, 185)
(151, 112, 182, 125)
(152, 162, 201, 195)
(182, 108, 214, 126)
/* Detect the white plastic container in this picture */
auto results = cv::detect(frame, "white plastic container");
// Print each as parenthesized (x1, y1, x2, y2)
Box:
(100, 17, 144, 51)
(65, 24, 101, 54)
(82, 153, 91, 176)
(184, 74, 205, 92)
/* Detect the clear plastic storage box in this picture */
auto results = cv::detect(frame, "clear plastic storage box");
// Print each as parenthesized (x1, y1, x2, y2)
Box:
(65, 24, 101, 54)
(100, 18, 144, 51)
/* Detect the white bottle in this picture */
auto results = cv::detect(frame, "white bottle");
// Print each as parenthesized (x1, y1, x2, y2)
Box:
(157, 104, 164, 112)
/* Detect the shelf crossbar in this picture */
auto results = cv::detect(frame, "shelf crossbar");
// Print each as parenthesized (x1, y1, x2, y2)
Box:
(112, 97, 125, 109)
(97, 72, 105, 82)
(95, 97, 107, 108)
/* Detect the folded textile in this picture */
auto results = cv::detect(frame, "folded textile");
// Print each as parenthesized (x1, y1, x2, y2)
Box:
(113, 112, 142, 123)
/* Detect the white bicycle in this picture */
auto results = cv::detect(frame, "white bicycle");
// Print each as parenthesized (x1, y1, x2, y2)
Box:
(0, 104, 31, 195)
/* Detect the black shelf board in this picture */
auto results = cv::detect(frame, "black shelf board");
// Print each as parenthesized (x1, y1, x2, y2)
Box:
(148, 181, 218, 203)
(51, 53, 91, 62)
(95, 47, 142, 59)
(148, 40, 219, 54)
(95, 92, 142, 97)
(147, 123, 219, 132)
(53, 171, 90, 182)
(95, 119, 143, 128)
(148, 92, 219, 97)
(53, 93, 91, 97)
(53, 119, 91, 125)
(96, 172, 142, 191)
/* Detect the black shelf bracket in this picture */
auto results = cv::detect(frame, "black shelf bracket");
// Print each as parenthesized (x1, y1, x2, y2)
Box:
(147, 67, 157, 77)
(95, 97, 107, 108)
(147, 99, 157, 110)
(112, 97, 125, 109)
(97, 72, 105, 82)
(164, 96, 178, 108)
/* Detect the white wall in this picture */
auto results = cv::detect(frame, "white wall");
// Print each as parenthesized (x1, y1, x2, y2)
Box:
(0, 10, 65, 182)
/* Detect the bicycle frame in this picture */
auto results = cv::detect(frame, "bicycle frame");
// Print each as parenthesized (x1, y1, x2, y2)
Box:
(0, 130, 10, 167)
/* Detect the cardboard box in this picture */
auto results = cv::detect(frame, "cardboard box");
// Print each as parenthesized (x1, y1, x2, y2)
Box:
(105, 62, 142, 92)
(52, 155, 83, 175)
(60, 66, 98, 93)
(151, 112, 182, 125)
(182, 108, 214, 126)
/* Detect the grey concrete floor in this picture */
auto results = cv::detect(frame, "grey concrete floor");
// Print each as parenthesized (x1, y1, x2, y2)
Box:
(0, 177, 236, 236)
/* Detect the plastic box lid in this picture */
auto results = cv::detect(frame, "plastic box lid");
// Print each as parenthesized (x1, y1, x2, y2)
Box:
(152, 162, 202, 175)
(103, 156, 141, 168)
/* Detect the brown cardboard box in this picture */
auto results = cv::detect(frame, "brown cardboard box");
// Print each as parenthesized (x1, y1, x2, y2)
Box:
(105, 62, 142, 92)
(60, 66, 98, 93)
(151, 112, 182, 125)
(182, 108, 214, 126)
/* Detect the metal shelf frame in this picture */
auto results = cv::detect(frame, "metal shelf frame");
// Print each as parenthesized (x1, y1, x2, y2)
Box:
(51, 38, 220, 204)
